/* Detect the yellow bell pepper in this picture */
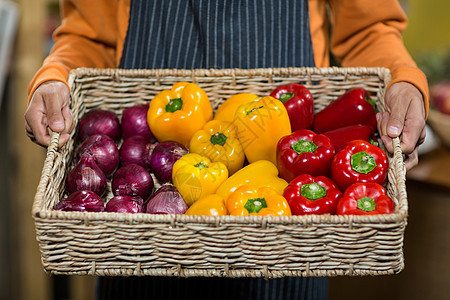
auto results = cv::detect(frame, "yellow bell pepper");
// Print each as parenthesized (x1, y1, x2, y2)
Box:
(215, 160, 288, 201)
(214, 93, 259, 123)
(189, 120, 245, 175)
(147, 82, 213, 146)
(172, 153, 228, 206)
(185, 194, 228, 216)
(233, 96, 291, 165)
(227, 185, 292, 216)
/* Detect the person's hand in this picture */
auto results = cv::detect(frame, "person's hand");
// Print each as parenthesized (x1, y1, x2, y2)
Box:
(377, 82, 426, 171)
(24, 80, 74, 148)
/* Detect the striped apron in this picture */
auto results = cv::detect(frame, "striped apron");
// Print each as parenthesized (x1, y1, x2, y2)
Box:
(98, 0, 327, 299)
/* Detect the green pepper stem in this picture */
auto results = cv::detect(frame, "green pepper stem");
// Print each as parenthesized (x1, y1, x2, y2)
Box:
(244, 198, 267, 214)
(165, 98, 183, 113)
(301, 183, 327, 200)
(365, 96, 377, 112)
(369, 138, 379, 147)
(351, 151, 376, 174)
(291, 139, 318, 154)
(194, 161, 209, 169)
(279, 92, 294, 103)
(246, 105, 264, 115)
(210, 132, 227, 146)
(357, 197, 376, 212)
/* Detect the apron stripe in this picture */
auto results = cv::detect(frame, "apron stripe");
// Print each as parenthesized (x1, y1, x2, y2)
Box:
(120, 0, 316, 69)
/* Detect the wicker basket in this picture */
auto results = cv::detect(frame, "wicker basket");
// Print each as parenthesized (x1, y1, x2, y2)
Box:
(32, 67, 408, 278)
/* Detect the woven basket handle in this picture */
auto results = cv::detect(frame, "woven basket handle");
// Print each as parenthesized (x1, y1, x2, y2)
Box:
(390, 136, 408, 214)
(32, 131, 61, 216)
(392, 136, 406, 177)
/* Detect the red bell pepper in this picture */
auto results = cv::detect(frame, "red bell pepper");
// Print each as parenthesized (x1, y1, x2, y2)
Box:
(312, 88, 377, 133)
(336, 182, 395, 215)
(331, 140, 388, 191)
(322, 124, 375, 153)
(270, 83, 314, 131)
(283, 174, 343, 215)
(277, 129, 335, 182)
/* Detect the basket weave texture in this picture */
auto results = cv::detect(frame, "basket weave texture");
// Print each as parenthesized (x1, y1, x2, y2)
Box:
(33, 67, 407, 278)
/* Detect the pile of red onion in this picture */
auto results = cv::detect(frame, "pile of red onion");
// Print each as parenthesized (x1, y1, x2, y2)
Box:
(112, 164, 154, 201)
(56, 190, 105, 212)
(145, 184, 188, 214)
(59, 105, 189, 214)
(121, 103, 155, 141)
(119, 136, 155, 170)
(106, 195, 144, 213)
(77, 109, 122, 142)
(65, 153, 107, 197)
(76, 134, 120, 177)
(150, 141, 188, 183)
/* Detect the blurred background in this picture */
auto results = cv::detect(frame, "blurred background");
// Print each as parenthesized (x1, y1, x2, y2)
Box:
(0, 0, 449, 299)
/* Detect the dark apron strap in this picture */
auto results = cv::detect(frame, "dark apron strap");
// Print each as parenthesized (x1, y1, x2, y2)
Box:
(119, 0, 316, 69)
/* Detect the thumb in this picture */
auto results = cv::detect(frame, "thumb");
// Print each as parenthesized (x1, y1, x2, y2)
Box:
(46, 98, 65, 132)
(43, 82, 70, 133)
(385, 96, 408, 138)
(386, 112, 405, 138)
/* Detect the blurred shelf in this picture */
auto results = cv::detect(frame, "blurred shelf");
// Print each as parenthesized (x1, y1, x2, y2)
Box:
(407, 145, 450, 190)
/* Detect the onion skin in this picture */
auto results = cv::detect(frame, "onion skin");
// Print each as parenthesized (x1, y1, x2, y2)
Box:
(56, 190, 105, 212)
(78, 109, 122, 142)
(145, 185, 188, 214)
(76, 134, 120, 177)
(150, 141, 188, 184)
(121, 104, 155, 141)
(105, 195, 143, 213)
(65, 153, 107, 196)
(112, 164, 154, 201)
(119, 136, 155, 170)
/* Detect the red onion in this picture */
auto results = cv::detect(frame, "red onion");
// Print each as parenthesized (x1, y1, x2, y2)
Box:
(65, 153, 107, 196)
(121, 103, 155, 141)
(112, 164, 154, 201)
(145, 184, 188, 214)
(76, 134, 120, 177)
(56, 190, 105, 212)
(105, 195, 144, 213)
(150, 141, 188, 184)
(119, 136, 156, 170)
(78, 109, 122, 142)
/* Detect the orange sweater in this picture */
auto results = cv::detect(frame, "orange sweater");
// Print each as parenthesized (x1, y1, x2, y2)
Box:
(28, 0, 429, 112)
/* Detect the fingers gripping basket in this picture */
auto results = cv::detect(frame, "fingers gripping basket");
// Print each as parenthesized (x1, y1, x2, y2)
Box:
(32, 67, 407, 278)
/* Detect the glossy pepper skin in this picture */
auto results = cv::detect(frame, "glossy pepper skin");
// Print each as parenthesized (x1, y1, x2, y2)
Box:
(216, 160, 288, 201)
(227, 185, 292, 216)
(270, 83, 314, 131)
(336, 182, 395, 215)
(189, 120, 245, 175)
(283, 174, 343, 215)
(312, 88, 377, 133)
(277, 129, 335, 182)
(147, 82, 213, 146)
(331, 140, 388, 191)
(322, 124, 375, 153)
(214, 93, 259, 123)
(233, 96, 291, 165)
(172, 153, 228, 206)
(185, 194, 228, 216)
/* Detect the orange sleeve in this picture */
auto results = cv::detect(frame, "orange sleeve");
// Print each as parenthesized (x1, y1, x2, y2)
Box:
(27, 0, 119, 104)
(327, 0, 429, 116)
